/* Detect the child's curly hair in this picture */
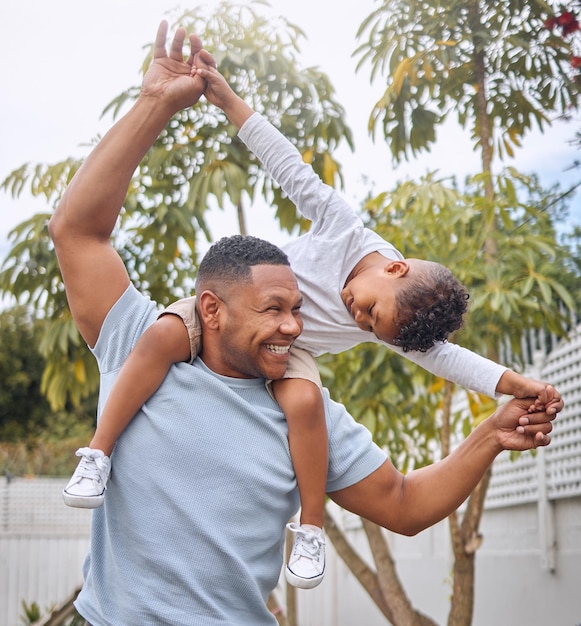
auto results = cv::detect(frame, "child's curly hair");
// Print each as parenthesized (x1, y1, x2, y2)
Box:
(392, 262, 469, 353)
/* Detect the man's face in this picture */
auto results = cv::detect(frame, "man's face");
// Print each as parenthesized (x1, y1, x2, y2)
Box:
(213, 264, 303, 380)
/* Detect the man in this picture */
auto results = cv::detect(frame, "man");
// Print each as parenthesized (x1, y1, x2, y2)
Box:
(48, 22, 561, 626)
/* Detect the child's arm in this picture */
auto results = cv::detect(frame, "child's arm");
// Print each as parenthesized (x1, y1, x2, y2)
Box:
(196, 64, 562, 409)
(388, 339, 562, 405)
(393, 339, 561, 412)
(196, 65, 358, 233)
(90, 313, 191, 455)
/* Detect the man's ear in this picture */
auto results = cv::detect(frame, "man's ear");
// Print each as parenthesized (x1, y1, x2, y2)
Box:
(384, 260, 410, 277)
(197, 290, 222, 330)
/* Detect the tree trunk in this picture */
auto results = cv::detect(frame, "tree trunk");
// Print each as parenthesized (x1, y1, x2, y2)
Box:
(447, 468, 493, 626)
(324, 508, 395, 622)
(268, 591, 288, 626)
(237, 199, 247, 236)
(362, 519, 439, 626)
(325, 509, 441, 625)
(441, 379, 492, 626)
(466, 0, 497, 259)
(441, 5, 500, 624)
(447, 548, 476, 626)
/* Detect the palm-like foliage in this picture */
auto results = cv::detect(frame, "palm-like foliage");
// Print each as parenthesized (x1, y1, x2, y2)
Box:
(356, 0, 580, 164)
(0, 1, 353, 410)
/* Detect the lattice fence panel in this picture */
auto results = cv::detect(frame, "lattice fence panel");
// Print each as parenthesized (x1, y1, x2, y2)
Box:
(486, 324, 581, 509)
(0, 477, 91, 536)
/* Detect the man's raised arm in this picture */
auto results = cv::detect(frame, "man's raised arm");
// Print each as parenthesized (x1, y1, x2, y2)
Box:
(48, 22, 207, 346)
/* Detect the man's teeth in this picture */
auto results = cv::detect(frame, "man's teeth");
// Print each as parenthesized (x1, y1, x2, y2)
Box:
(265, 344, 290, 354)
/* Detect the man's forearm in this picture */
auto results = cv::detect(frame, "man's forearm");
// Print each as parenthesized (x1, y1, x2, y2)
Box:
(398, 418, 500, 534)
(330, 416, 502, 536)
(48, 95, 180, 346)
(53, 95, 175, 240)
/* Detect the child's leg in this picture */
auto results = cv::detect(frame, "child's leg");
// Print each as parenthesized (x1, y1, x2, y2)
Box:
(272, 377, 328, 528)
(63, 313, 191, 509)
(91, 313, 192, 455)
(273, 375, 328, 588)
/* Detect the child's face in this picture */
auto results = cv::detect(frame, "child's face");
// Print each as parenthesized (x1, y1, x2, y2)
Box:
(340, 268, 401, 344)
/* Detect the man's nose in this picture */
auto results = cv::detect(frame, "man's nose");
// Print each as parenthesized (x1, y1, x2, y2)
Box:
(280, 312, 302, 336)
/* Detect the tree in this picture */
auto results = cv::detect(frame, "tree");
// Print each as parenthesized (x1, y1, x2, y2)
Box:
(0, 306, 50, 441)
(322, 1, 581, 624)
(1, 1, 352, 412)
(0, 306, 97, 476)
(356, 0, 579, 167)
(1, 2, 580, 624)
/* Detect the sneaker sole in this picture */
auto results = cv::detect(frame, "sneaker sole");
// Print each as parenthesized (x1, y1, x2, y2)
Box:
(285, 566, 324, 589)
(62, 490, 104, 509)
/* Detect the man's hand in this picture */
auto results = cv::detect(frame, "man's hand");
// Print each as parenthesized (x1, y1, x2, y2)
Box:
(491, 385, 560, 451)
(140, 21, 208, 115)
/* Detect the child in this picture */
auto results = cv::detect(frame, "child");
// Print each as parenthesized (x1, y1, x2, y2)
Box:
(63, 60, 554, 590)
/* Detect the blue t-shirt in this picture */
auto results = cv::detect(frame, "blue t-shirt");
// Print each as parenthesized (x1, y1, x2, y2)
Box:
(75, 285, 387, 625)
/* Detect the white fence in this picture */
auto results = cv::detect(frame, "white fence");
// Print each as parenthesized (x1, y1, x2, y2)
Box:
(0, 478, 90, 626)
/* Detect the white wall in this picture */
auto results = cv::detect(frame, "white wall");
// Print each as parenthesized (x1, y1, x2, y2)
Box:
(293, 497, 581, 626)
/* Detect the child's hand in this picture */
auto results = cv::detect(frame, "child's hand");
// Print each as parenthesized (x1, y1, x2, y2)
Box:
(191, 63, 234, 109)
(191, 63, 255, 129)
(496, 371, 563, 415)
(528, 384, 563, 416)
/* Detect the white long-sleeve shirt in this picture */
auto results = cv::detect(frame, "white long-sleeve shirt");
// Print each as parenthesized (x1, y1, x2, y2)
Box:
(238, 113, 507, 397)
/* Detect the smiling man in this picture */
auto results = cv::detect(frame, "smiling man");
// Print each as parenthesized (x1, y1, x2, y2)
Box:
(48, 22, 561, 626)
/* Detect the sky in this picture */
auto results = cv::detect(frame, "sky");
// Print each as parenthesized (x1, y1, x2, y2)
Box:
(1, 0, 580, 270)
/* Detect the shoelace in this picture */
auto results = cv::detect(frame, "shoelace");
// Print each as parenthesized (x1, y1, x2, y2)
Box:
(74, 450, 104, 481)
(290, 529, 323, 560)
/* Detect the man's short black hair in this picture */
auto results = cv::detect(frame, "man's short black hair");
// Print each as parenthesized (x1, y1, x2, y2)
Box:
(195, 235, 290, 291)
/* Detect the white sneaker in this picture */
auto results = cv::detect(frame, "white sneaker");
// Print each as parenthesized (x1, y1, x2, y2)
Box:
(62, 448, 111, 509)
(285, 522, 325, 589)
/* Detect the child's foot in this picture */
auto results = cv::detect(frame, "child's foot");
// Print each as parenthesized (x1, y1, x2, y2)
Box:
(285, 522, 325, 589)
(62, 448, 111, 509)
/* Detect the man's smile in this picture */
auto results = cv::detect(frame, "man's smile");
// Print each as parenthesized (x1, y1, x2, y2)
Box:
(264, 343, 292, 355)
